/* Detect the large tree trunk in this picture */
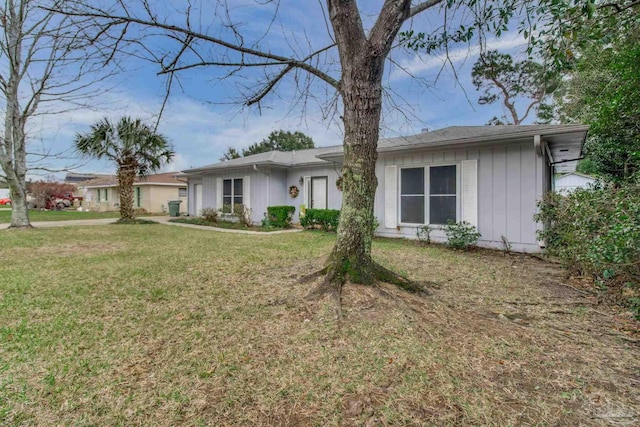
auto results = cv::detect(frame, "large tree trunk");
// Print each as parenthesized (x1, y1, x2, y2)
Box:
(0, 1, 31, 229)
(7, 177, 30, 228)
(307, 0, 432, 306)
(117, 164, 136, 220)
(325, 57, 382, 285)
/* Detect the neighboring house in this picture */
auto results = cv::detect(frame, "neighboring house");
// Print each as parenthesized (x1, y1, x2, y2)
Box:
(182, 125, 588, 253)
(64, 172, 112, 184)
(82, 172, 188, 213)
(555, 172, 597, 193)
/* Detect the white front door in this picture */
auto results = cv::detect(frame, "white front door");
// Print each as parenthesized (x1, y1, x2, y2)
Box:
(194, 184, 203, 215)
(311, 177, 327, 209)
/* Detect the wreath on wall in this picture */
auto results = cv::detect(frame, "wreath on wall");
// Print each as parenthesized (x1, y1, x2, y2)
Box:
(336, 176, 343, 191)
(289, 185, 299, 198)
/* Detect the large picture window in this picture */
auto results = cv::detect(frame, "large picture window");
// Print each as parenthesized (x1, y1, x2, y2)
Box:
(400, 165, 458, 225)
(223, 178, 243, 213)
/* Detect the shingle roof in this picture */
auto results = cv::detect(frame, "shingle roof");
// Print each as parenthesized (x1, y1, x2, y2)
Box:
(183, 145, 341, 173)
(83, 172, 186, 188)
(182, 124, 589, 174)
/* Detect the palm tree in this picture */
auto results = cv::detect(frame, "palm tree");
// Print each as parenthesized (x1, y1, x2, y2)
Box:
(75, 117, 174, 220)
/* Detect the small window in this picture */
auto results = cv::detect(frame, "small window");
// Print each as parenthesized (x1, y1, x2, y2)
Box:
(429, 165, 457, 225)
(104, 188, 108, 202)
(400, 168, 425, 224)
(135, 187, 142, 208)
(178, 187, 187, 198)
(223, 178, 243, 213)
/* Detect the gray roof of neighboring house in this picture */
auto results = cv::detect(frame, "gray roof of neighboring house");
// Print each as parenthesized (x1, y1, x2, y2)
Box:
(183, 145, 342, 173)
(83, 172, 186, 188)
(183, 124, 589, 174)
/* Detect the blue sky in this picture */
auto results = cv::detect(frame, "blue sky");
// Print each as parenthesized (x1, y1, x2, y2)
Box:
(28, 0, 533, 178)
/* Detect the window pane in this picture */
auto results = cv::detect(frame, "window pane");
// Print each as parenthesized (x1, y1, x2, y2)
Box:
(223, 196, 232, 211)
(223, 179, 232, 197)
(234, 179, 243, 196)
(401, 195, 424, 223)
(430, 196, 456, 225)
(430, 165, 456, 195)
(179, 187, 187, 197)
(401, 168, 424, 195)
(233, 196, 243, 206)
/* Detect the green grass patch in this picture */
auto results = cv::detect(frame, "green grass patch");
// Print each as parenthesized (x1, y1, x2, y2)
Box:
(0, 225, 638, 425)
(170, 217, 281, 232)
(0, 210, 122, 223)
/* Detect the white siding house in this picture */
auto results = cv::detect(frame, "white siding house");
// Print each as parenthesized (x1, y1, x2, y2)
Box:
(182, 125, 588, 253)
(555, 172, 596, 193)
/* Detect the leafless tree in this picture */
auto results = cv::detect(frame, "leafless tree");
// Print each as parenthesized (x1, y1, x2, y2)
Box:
(0, 0, 115, 228)
(54, 0, 536, 309)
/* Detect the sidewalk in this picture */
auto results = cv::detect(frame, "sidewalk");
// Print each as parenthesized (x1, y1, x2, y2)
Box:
(0, 216, 304, 235)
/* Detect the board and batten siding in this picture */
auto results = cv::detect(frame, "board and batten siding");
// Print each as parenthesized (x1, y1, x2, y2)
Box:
(374, 141, 546, 252)
(285, 166, 342, 221)
(196, 168, 271, 223)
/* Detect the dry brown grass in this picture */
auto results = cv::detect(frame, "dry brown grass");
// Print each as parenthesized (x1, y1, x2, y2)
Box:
(0, 225, 638, 426)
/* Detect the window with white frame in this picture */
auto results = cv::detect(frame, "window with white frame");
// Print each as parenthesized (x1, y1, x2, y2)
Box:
(400, 165, 458, 225)
(222, 178, 243, 213)
(178, 187, 187, 198)
(429, 165, 457, 224)
(400, 168, 425, 224)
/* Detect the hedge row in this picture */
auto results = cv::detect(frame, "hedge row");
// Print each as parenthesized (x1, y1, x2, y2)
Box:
(535, 182, 640, 317)
(266, 205, 296, 228)
(301, 209, 340, 231)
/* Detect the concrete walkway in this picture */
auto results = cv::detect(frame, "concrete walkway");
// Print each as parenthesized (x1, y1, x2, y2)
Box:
(160, 219, 303, 235)
(0, 215, 304, 235)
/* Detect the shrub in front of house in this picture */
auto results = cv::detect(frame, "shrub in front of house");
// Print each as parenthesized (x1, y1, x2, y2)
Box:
(535, 182, 640, 318)
(266, 205, 295, 228)
(200, 207, 218, 223)
(444, 220, 481, 250)
(301, 209, 340, 231)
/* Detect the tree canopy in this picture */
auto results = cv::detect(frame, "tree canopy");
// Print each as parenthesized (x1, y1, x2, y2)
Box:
(471, 51, 558, 125)
(551, 13, 640, 181)
(220, 130, 315, 161)
(75, 117, 174, 220)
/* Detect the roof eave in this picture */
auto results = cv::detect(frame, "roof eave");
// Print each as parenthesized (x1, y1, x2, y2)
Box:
(182, 160, 292, 174)
(380, 125, 590, 154)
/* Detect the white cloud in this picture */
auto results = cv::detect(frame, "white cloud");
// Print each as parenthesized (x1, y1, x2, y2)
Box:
(25, 90, 345, 174)
(390, 33, 526, 81)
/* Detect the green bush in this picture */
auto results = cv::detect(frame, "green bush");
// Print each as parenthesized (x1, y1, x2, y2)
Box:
(444, 221, 481, 250)
(266, 205, 295, 228)
(535, 182, 640, 283)
(200, 207, 218, 223)
(301, 209, 340, 231)
(535, 182, 640, 318)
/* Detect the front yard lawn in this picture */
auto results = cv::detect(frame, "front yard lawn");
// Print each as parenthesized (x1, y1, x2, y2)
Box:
(1, 225, 638, 425)
(0, 210, 122, 223)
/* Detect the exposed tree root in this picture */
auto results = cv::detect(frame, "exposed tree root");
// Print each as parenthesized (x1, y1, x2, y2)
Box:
(7, 224, 34, 230)
(302, 260, 436, 319)
(298, 266, 329, 284)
